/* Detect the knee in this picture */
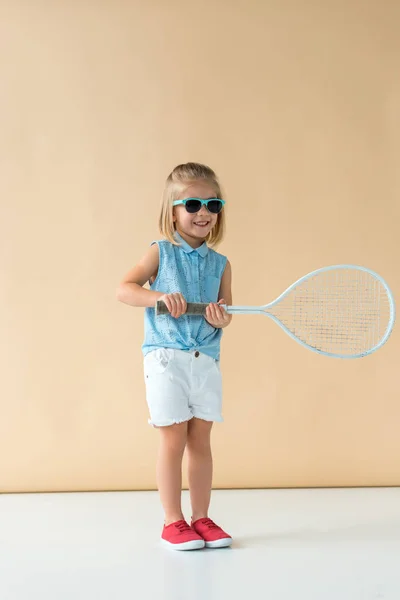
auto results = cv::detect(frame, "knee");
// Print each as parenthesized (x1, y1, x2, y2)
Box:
(159, 423, 187, 454)
(186, 430, 211, 455)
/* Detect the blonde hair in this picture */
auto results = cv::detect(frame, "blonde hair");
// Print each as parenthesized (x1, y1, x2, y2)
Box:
(159, 162, 226, 247)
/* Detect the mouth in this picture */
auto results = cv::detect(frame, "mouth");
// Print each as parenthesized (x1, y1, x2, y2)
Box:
(193, 221, 210, 228)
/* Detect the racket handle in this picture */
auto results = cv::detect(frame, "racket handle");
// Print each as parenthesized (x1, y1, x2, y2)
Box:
(156, 300, 209, 316)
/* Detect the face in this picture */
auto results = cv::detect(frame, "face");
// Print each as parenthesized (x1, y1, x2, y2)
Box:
(173, 182, 220, 246)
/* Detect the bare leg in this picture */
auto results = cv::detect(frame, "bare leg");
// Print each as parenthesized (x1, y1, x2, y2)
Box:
(157, 422, 188, 526)
(186, 418, 213, 522)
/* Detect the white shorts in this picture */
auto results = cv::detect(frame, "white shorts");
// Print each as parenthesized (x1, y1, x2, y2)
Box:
(143, 348, 223, 427)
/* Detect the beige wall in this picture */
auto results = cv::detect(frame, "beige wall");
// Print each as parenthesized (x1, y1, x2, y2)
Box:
(1, 0, 399, 493)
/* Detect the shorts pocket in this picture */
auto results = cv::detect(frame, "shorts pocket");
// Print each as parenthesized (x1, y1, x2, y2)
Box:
(144, 349, 174, 377)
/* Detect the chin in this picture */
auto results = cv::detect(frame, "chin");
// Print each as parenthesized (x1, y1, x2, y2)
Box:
(192, 230, 210, 239)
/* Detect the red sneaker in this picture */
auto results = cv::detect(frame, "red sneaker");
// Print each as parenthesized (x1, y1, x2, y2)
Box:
(161, 520, 205, 550)
(192, 518, 232, 548)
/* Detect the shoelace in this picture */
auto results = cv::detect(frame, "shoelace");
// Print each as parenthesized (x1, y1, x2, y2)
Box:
(200, 518, 219, 530)
(175, 521, 192, 533)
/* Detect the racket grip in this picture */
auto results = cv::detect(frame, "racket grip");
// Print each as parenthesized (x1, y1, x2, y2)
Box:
(156, 300, 208, 316)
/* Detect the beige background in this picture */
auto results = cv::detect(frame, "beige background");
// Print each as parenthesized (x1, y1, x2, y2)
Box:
(1, 0, 399, 493)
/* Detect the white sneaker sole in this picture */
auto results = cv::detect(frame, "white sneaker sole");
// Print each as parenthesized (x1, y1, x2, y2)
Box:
(205, 537, 233, 549)
(161, 538, 205, 551)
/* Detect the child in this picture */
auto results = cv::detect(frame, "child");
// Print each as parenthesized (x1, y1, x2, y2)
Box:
(117, 163, 233, 550)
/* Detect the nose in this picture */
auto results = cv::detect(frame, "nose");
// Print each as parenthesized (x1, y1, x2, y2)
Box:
(197, 206, 209, 216)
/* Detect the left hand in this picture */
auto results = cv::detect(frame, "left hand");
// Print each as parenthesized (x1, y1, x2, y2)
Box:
(205, 298, 231, 328)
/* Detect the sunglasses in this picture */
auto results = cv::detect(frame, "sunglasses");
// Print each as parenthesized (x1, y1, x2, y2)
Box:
(173, 198, 225, 214)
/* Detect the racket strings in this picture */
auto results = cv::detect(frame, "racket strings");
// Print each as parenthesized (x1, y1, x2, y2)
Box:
(268, 269, 391, 355)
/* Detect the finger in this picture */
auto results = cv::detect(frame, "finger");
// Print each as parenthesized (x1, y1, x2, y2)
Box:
(217, 299, 228, 317)
(210, 303, 215, 321)
(210, 303, 220, 323)
(172, 293, 185, 318)
(215, 304, 225, 323)
(206, 304, 214, 324)
(218, 299, 229, 315)
(178, 294, 187, 316)
(217, 303, 228, 323)
(170, 295, 179, 318)
(218, 303, 228, 318)
(164, 296, 174, 315)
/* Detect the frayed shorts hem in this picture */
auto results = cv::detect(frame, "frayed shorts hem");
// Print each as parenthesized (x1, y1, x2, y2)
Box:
(148, 414, 224, 428)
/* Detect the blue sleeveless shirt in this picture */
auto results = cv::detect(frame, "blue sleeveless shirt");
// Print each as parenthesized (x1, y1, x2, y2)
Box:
(142, 232, 227, 360)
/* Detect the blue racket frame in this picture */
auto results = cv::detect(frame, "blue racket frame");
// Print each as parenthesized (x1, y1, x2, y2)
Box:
(221, 265, 396, 359)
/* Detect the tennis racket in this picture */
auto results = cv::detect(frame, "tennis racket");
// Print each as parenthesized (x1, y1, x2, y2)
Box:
(156, 265, 396, 359)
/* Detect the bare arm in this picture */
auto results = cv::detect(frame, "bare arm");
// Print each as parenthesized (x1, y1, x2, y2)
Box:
(116, 244, 163, 308)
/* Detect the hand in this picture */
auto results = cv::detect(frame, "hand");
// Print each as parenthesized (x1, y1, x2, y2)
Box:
(158, 293, 187, 318)
(205, 298, 231, 328)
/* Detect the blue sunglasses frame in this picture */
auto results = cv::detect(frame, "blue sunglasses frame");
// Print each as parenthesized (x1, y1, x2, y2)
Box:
(173, 198, 226, 213)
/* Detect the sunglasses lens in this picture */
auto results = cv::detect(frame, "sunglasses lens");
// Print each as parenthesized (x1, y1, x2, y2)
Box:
(185, 199, 202, 213)
(207, 200, 223, 214)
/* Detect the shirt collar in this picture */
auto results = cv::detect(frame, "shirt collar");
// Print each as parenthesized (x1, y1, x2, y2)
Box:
(174, 231, 209, 257)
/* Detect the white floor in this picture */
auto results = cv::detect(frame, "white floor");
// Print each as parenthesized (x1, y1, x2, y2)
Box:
(1, 488, 400, 600)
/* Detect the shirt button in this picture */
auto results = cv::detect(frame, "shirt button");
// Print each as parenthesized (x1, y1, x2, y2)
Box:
(194, 351, 200, 358)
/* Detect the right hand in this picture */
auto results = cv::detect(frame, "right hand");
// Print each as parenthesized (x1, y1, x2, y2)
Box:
(158, 293, 187, 318)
